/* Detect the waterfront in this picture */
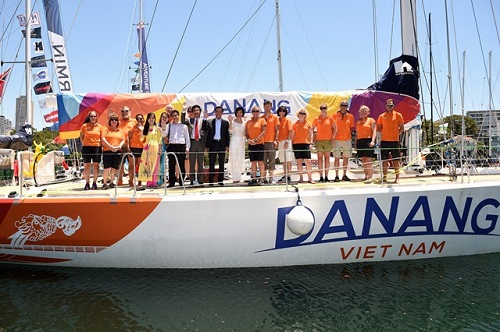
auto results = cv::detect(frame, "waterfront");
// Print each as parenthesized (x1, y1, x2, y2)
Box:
(1, 253, 499, 331)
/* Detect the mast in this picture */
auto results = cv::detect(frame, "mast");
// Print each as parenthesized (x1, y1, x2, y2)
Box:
(400, 0, 417, 56)
(488, 51, 492, 157)
(429, 13, 434, 144)
(460, 51, 465, 181)
(139, 0, 143, 93)
(445, 0, 453, 138)
(275, 0, 283, 92)
(25, 0, 32, 126)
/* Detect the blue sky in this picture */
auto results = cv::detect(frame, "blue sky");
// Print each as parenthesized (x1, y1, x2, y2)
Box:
(0, 0, 499, 130)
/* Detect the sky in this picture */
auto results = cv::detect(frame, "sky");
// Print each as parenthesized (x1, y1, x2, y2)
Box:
(0, 0, 499, 131)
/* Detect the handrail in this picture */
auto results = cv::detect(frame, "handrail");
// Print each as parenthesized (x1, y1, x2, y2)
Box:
(117, 152, 136, 197)
(165, 151, 186, 195)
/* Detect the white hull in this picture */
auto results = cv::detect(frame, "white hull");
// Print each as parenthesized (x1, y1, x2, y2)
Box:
(1, 177, 499, 268)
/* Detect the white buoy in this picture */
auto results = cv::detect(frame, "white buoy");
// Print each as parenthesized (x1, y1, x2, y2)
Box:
(286, 205, 315, 235)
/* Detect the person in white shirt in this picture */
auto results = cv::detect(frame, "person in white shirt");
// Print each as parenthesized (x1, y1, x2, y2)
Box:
(165, 110, 191, 187)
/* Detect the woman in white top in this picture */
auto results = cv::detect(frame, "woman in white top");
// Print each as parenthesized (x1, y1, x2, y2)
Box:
(228, 106, 246, 183)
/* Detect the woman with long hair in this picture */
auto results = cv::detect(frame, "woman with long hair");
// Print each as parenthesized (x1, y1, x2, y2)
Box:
(138, 113, 163, 188)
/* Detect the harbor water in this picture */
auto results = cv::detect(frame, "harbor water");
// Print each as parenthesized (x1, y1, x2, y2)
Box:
(1, 253, 500, 331)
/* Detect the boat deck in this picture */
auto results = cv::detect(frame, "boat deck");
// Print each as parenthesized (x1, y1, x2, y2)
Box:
(3, 168, 500, 198)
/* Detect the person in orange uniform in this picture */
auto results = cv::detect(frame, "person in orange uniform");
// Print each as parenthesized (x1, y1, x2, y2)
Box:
(312, 103, 336, 182)
(355, 105, 377, 182)
(128, 113, 145, 187)
(376, 98, 404, 183)
(101, 113, 126, 189)
(80, 110, 105, 190)
(291, 108, 315, 184)
(261, 100, 279, 184)
(245, 106, 267, 186)
(332, 100, 355, 182)
(117, 106, 137, 186)
(276, 105, 294, 183)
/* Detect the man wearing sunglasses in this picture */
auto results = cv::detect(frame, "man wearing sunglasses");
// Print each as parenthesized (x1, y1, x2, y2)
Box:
(376, 99, 404, 183)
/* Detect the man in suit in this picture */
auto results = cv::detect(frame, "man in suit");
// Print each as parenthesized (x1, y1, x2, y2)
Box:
(184, 104, 207, 186)
(205, 106, 230, 185)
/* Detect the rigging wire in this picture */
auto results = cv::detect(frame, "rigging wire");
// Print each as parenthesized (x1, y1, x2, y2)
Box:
(372, 0, 378, 83)
(231, 0, 261, 92)
(161, 0, 198, 93)
(490, 0, 500, 47)
(291, 0, 328, 90)
(244, 18, 274, 92)
(470, 0, 491, 96)
(175, 0, 268, 93)
(471, 0, 497, 112)
(389, 0, 396, 63)
(280, 18, 309, 91)
(115, 1, 138, 92)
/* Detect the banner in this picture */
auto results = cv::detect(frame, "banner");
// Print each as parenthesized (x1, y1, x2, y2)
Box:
(34, 81, 53, 95)
(38, 99, 47, 109)
(0, 67, 12, 102)
(136, 24, 150, 92)
(33, 69, 49, 82)
(43, 110, 59, 123)
(17, 12, 41, 27)
(22, 27, 42, 38)
(42, 0, 73, 93)
(33, 41, 44, 53)
(55, 91, 420, 139)
(31, 55, 47, 68)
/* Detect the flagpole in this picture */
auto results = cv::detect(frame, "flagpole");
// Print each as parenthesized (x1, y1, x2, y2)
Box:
(26, 0, 33, 126)
(139, 0, 143, 92)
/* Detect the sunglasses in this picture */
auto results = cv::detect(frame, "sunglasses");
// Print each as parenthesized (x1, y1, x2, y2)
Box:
(298, 112, 306, 115)
(340, 104, 348, 107)
(121, 110, 129, 113)
(251, 110, 260, 113)
(320, 107, 327, 110)
(386, 104, 394, 107)
(110, 119, 118, 121)
(89, 115, 97, 118)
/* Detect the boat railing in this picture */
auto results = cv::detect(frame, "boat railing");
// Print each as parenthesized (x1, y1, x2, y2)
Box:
(117, 152, 136, 196)
(164, 151, 187, 195)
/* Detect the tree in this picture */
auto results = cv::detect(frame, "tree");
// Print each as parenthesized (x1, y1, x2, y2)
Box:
(423, 115, 478, 146)
(33, 128, 62, 152)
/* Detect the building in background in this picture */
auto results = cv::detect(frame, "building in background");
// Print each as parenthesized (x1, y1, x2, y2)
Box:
(0, 115, 13, 134)
(15, 96, 29, 130)
(466, 109, 500, 158)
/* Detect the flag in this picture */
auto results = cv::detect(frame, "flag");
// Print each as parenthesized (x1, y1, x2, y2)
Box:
(34, 81, 53, 95)
(44, 110, 59, 123)
(31, 55, 47, 68)
(134, 52, 141, 58)
(33, 69, 49, 82)
(437, 123, 449, 135)
(131, 84, 140, 91)
(52, 135, 66, 144)
(22, 27, 42, 38)
(43, 0, 73, 93)
(38, 99, 47, 109)
(0, 67, 12, 101)
(33, 41, 44, 53)
(133, 61, 140, 65)
(136, 25, 151, 92)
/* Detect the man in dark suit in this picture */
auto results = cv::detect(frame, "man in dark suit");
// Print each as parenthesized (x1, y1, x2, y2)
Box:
(184, 104, 207, 186)
(205, 106, 230, 185)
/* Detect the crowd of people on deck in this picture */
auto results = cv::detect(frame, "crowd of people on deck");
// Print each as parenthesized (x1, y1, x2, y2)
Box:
(79, 98, 404, 190)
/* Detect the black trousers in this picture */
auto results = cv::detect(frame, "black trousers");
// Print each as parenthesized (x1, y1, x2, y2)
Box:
(168, 144, 186, 185)
(208, 140, 226, 183)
